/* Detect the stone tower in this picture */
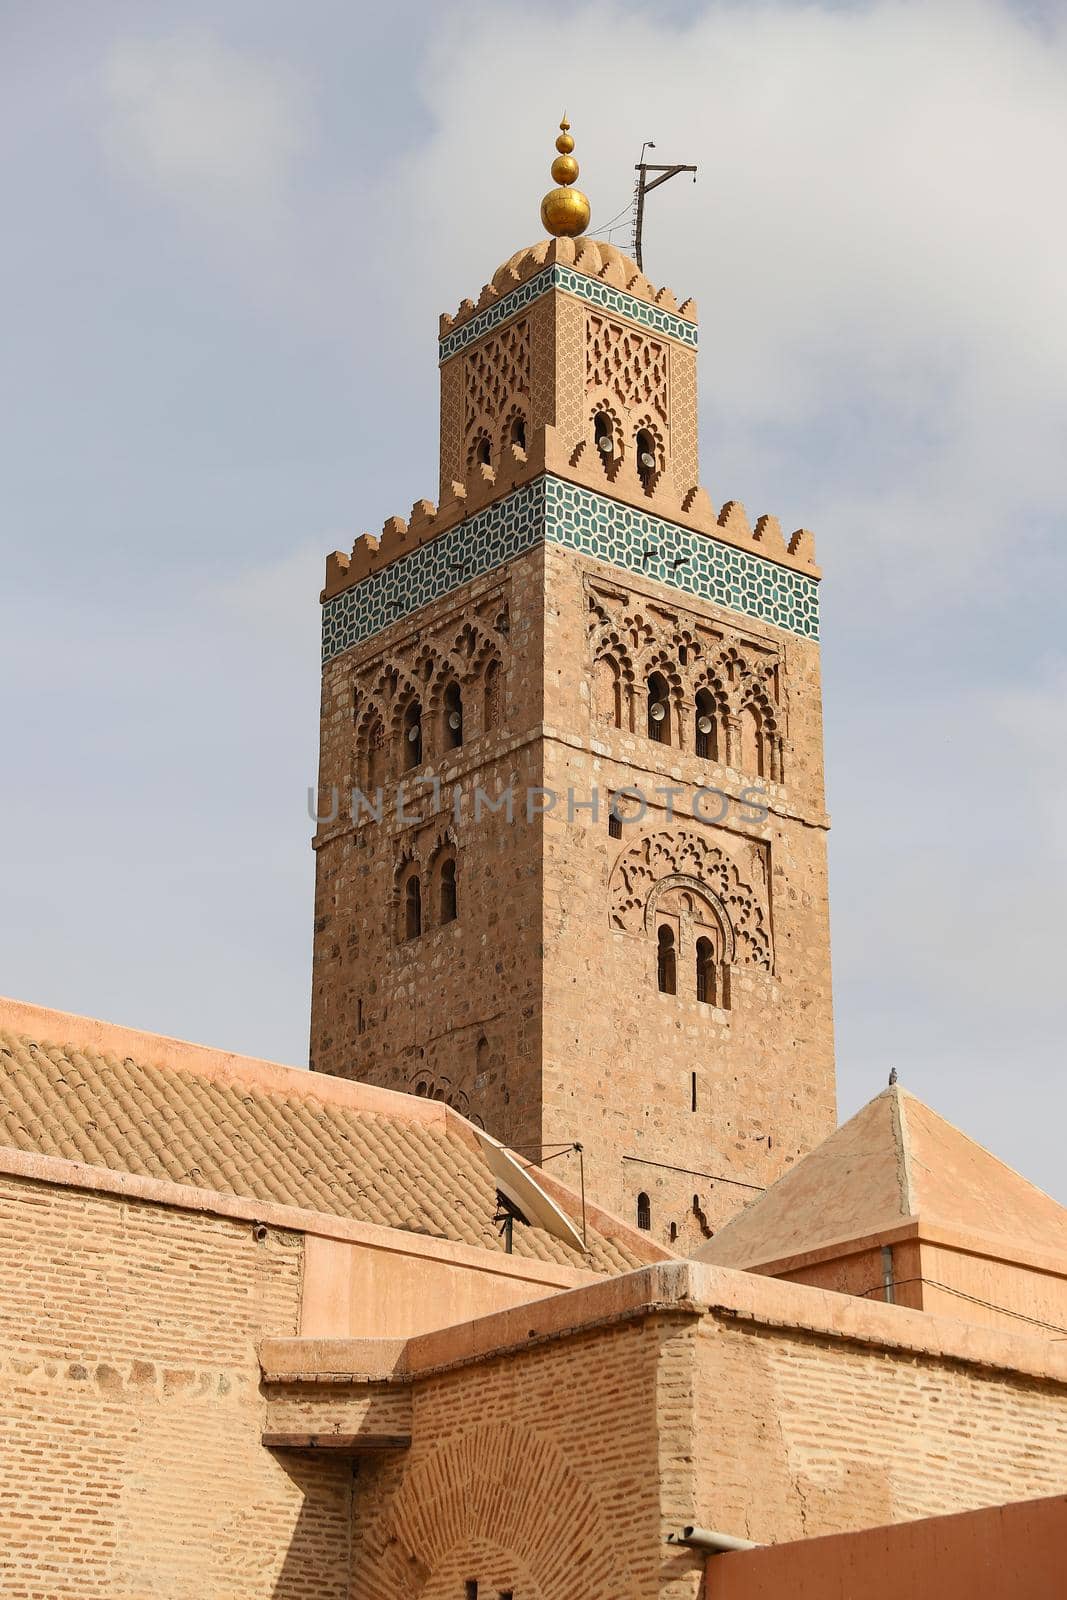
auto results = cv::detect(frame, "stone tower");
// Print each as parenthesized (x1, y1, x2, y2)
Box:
(311, 218, 836, 1249)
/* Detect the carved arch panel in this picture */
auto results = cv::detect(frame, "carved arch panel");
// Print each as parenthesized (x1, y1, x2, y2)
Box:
(609, 828, 771, 970)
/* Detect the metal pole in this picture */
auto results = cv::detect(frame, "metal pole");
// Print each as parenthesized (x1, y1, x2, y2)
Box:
(632, 159, 698, 273)
(634, 168, 649, 270)
(575, 1141, 587, 1252)
(667, 1527, 759, 1554)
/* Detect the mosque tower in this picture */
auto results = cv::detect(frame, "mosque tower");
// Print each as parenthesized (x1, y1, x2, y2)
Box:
(310, 119, 835, 1248)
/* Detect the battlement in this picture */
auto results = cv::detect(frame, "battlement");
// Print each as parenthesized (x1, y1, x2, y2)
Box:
(440, 236, 697, 344)
(323, 428, 817, 602)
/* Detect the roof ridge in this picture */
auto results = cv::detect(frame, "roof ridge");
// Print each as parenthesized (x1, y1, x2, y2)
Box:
(890, 1086, 918, 1215)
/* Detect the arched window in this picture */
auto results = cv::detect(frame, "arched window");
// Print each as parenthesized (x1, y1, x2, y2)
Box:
(657, 925, 677, 995)
(475, 436, 491, 467)
(594, 656, 623, 728)
(440, 857, 457, 923)
(695, 688, 718, 761)
(647, 672, 670, 744)
(404, 873, 422, 939)
(402, 700, 422, 769)
(365, 715, 387, 792)
(594, 411, 614, 462)
(510, 414, 527, 451)
(483, 659, 503, 732)
(443, 682, 463, 749)
(739, 703, 764, 776)
(636, 427, 657, 492)
(696, 936, 717, 1005)
(636, 1192, 651, 1231)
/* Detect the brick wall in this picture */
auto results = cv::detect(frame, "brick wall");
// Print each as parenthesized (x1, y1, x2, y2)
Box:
(0, 1174, 350, 1600)
(693, 1310, 1067, 1545)
(347, 1318, 672, 1600)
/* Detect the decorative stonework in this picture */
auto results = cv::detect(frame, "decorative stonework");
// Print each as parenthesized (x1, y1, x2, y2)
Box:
(586, 313, 668, 423)
(439, 264, 699, 362)
(609, 828, 772, 969)
(464, 319, 530, 432)
(322, 478, 820, 663)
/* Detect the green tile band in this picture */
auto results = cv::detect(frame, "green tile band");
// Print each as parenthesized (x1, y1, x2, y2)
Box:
(321, 477, 818, 664)
(438, 265, 698, 361)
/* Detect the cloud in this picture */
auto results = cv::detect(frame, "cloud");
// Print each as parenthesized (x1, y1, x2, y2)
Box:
(101, 31, 308, 216)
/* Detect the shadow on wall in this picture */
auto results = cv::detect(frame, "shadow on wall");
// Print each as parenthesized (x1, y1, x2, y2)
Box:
(269, 1449, 353, 1599)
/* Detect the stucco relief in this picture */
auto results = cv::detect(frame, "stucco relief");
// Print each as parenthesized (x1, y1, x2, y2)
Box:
(609, 827, 772, 970)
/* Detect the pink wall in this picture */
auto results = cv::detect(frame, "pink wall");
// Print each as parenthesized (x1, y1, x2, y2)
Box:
(709, 1493, 1067, 1600)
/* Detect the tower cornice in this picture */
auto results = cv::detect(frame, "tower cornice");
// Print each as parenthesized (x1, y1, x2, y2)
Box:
(322, 474, 819, 665)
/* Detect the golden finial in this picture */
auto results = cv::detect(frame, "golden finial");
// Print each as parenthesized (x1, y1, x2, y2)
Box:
(541, 114, 590, 238)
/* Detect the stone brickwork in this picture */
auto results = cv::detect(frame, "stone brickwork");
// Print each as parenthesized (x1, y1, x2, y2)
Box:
(347, 1319, 671, 1599)
(694, 1312, 1067, 1545)
(265, 1264, 1067, 1599)
(0, 1173, 350, 1600)
(312, 235, 836, 1245)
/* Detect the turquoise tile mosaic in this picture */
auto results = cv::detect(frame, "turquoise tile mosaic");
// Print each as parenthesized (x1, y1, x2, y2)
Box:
(438, 264, 698, 362)
(322, 477, 818, 663)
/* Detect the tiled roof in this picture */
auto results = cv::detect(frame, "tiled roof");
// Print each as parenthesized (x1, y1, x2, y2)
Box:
(0, 1022, 645, 1276)
(696, 1085, 1067, 1270)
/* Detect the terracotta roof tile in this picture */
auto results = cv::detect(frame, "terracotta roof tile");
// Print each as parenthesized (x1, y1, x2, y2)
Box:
(0, 1027, 644, 1276)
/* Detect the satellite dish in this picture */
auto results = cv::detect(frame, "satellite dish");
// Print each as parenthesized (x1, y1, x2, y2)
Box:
(697, 714, 713, 735)
(639, 451, 656, 470)
(407, 724, 420, 743)
(448, 710, 462, 730)
(598, 434, 614, 454)
(649, 701, 667, 723)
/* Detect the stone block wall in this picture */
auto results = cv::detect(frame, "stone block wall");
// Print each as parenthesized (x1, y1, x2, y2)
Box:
(0, 1174, 349, 1600)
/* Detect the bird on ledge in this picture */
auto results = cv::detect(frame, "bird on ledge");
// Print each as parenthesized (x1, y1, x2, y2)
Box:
(540, 114, 591, 238)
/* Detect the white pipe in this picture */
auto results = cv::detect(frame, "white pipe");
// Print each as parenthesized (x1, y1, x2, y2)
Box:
(667, 1526, 759, 1554)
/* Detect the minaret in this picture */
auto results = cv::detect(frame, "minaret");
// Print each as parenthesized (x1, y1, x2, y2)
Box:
(310, 120, 836, 1249)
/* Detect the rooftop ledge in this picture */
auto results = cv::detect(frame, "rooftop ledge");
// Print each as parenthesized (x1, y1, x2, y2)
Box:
(260, 1259, 1067, 1393)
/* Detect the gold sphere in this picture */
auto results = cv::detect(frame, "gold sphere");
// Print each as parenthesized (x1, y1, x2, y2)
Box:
(550, 153, 579, 185)
(555, 132, 575, 154)
(540, 185, 591, 237)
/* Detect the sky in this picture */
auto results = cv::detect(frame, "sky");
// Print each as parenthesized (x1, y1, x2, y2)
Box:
(2, 0, 1066, 1201)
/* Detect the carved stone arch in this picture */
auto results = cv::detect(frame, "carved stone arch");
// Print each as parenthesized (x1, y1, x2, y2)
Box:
(585, 591, 612, 635)
(673, 626, 704, 669)
(608, 828, 772, 970)
(591, 626, 636, 683)
(354, 697, 389, 744)
(738, 678, 779, 731)
(622, 609, 658, 656)
(480, 651, 505, 732)
(498, 398, 528, 458)
(632, 411, 666, 492)
(717, 645, 750, 693)
(644, 874, 736, 960)
(693, 666, 730, 709)
(355, 700, 389, 792)
(451, 619, 495, 667)
(735, 682, 782, 781)
(586, 391, 626, 482)
(349, 1420, 643, 1600)
(387, 676, 424, 741)
(465, 415, 495, 471)
(410, 640, 445, 684)
(469, 628, 506, 680)
(641, 648, 686, 722)
(425, 657, 466, 714)
(366, 660, 405, 705)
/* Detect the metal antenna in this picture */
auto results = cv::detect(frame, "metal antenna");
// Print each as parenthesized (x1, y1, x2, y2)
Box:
(632, 142, 698, 272)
